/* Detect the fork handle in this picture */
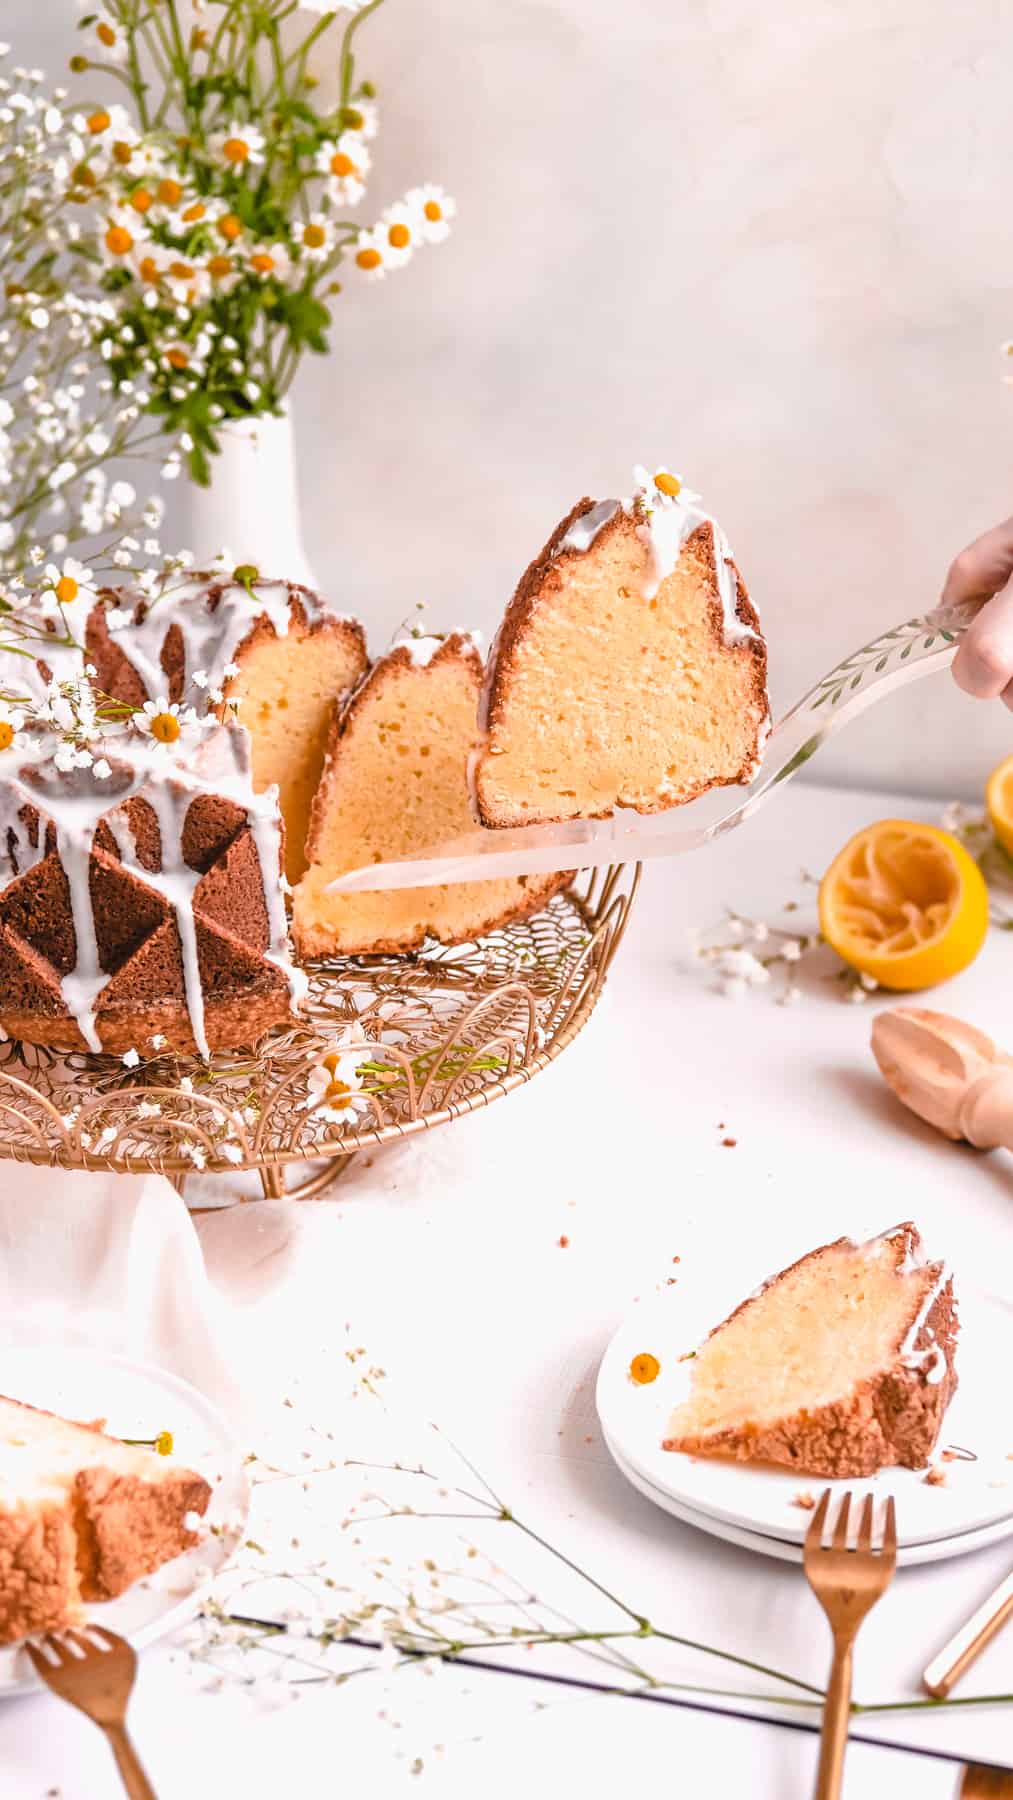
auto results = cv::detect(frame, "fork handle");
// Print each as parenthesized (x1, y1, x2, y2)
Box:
(104, 1722, 157, 1800)
(814, 1637, 854, 1800)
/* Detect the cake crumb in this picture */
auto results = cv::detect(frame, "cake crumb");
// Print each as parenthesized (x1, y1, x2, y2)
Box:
(792, 1490, 816, 1510)
(557, 1235, 569, 1248)
(721, 1137, 737, 1148)
(924, 1465, 947, 1487)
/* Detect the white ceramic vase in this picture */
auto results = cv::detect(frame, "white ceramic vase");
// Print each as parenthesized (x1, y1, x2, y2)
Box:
(184, 409, 318, 588)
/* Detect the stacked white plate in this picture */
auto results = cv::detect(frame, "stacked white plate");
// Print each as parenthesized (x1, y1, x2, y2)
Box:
(595, 1273, 1013, 1568)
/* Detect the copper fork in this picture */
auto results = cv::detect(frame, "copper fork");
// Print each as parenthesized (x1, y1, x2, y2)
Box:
(803, 1489, 897, 1800)
(25, 1626, 156, 1800)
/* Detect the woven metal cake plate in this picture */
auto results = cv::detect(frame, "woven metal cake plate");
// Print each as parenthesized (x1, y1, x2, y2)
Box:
(0, 866, 639, 1201)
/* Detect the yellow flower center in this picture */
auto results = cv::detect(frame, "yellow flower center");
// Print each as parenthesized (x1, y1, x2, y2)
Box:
(250, 252, 275, 273)
(303, 224, 327, 249)
(207, 254, 232, 278)
(155, 1430, 174, 1456)
(130, 188, 153, 213)
(325, 1078, 353, 1106)
(654, 471, 681, 498)
(55, 575, 78, 605)
(139, 255, 161, 285)
(356, 247, 382, 270)
(330, 152, 357, 178)
(342, 107, 364, 130)
(182, 201, 206, 222)
(219, 213, 242, 241)
(388, 223, 410, 249)
(105, 225, 133, 256)
(149, 711, 180, 743)
(157, 178, 182, 205)
(112, 140, 133, 166)
(87, 109, 111, 135)
(629, 1352, 660, 1385)
(97, 22, 117, 47)
(424, 200, 443, 222)
(166, 348, 189, 369)
(72, 163, 98, 188)
(223, 136, 250, 164)
(0, 722, 15, 752)
(168, 260, 195, 279)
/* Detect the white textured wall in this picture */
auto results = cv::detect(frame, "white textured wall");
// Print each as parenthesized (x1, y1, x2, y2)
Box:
(10, 1, 1013, 796)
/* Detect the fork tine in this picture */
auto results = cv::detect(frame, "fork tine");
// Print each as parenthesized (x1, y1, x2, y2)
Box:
(805, 1487, 831, 1550)
(40, 1635, 74, 1666)
(857, 1494, 874, 1554)
(831, 1491, 852, 1549)
(24, 1643, 49, 1678)
(84, 1624, 118, 1651)
(62, 1630, 95, 1659)
(884, 1494, 898, 1558)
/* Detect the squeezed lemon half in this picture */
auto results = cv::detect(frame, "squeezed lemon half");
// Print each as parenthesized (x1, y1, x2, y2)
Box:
(818, 820, 988, 990)
(986, 754, 1013, 858)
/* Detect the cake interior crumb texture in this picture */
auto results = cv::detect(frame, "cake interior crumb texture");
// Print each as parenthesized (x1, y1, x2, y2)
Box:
(664, 1224, 958, 1478)
(293, 636, 569, 956)
(0, 1395, 211, 1644)
(227, 618, 367, 884)
(475, 506, 768, 828)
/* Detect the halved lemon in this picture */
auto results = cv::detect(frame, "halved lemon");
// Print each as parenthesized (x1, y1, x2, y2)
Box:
(818, 820, 988, 990)
(986, 754, 1013, 857)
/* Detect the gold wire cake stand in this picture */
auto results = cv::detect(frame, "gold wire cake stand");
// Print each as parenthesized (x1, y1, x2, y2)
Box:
(0, 866, 639, 1202)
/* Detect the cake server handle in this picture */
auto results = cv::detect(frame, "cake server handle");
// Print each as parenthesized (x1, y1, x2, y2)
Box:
(329, 605, 974, 892)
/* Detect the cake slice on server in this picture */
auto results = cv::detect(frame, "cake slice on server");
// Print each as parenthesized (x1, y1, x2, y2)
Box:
(472, 466, 770, 829)
(0, 1395, 211, 1644)
(663, 1223, 958, 1480)
(292, 633, 571, 956)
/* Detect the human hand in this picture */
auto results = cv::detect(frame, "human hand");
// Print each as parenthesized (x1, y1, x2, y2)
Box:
(946, 517, 1013, 706)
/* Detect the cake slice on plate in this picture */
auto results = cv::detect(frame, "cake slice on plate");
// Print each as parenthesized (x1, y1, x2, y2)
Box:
(663, 1223, 957, 1479)
(292, 633, 571, 956)
(0, 1395, 211, 1644)
(472, 465, 770, 829)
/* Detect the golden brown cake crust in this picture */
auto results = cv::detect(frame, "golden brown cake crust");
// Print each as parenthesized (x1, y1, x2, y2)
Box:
(0, 1501, 79, 1644)
(474, 498, 769, 828)
(663, 1225, 959, 1479)
(295, 633, 571, 957)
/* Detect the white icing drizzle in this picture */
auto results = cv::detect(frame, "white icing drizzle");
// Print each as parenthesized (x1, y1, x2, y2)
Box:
(392, 631, 483, 669)
(859, 1223, 952, 1384)
(107, 575, 329, 704)
(0, 720, 299, 1059)
(555, 468, 757, 649)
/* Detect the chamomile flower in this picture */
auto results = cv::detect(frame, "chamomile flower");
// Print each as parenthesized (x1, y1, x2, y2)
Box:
(42, 555, 94, 609)
(351, 226, 388, 281)
(379, 201, 420, 268)
(0, 708, 23, 752)
(407, 184, 456, 244)
(88, 9, 129, 65)
(245, 242, 291, 282)
(340, 99, 378, 141)
(209, 120, 266, 169)
(137, 697, 193, 744)
(315, 134, 369, 206)
(296, 211, 334, 264)
(101, 206, 147, 267)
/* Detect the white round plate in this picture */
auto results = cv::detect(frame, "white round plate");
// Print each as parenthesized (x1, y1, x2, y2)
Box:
(0, 1345, 249, 1695)
(602, 1426, 1013, 1567)
(595, 1277, 1013, 1549)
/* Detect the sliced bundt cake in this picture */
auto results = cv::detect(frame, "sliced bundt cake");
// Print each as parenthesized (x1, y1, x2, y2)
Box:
(0, 1394, 210, 1644)
(292, 633, 571, 956)
(663, 1223, 957, 1478)
(88, 576, 368, 882)
(0, 720, 301, 1058)
(473, 467, 770, 829)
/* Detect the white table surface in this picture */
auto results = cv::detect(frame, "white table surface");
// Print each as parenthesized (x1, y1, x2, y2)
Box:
(3, 778, 1012, 1799)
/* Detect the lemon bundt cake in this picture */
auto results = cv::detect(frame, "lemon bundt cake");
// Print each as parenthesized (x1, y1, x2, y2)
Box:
(663, 1223, 957, 1478)
(472, 467, 770, 829)
(87, 575, 368, 882)
(292, 634, 571, 956)
(0, 1394, 210, 1644)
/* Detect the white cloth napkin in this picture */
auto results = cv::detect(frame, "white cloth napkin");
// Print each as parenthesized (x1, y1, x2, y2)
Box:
(0, 1164, 245, 1416)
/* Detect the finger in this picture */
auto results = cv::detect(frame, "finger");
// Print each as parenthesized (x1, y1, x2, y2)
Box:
(952, 580, 1013, 698)
(941, 517, 1013, 610)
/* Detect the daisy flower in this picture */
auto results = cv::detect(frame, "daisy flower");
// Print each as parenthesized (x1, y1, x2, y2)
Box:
(209, 120, 267, 169)
(246, 241, 291, 282)
(136, 697, 199, 745)
(302, 1034, 372, 1127)
(379, 200, 420, 269)
(315, 134, 369, 206)
(351, 226, 388, 281)
(42, 556, 95, 610)
(632, 465, 702, 512)
(0, 708, 24, 753)
(89, 8, 129, 64)
(101, 205, 147, 268)
(407, 184, 456, 244)
(296, 211, 334, 264)
(340, 99, 378, 142)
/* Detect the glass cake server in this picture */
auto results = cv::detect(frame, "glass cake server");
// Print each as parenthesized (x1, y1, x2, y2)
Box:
(328, 604, 979, 893)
